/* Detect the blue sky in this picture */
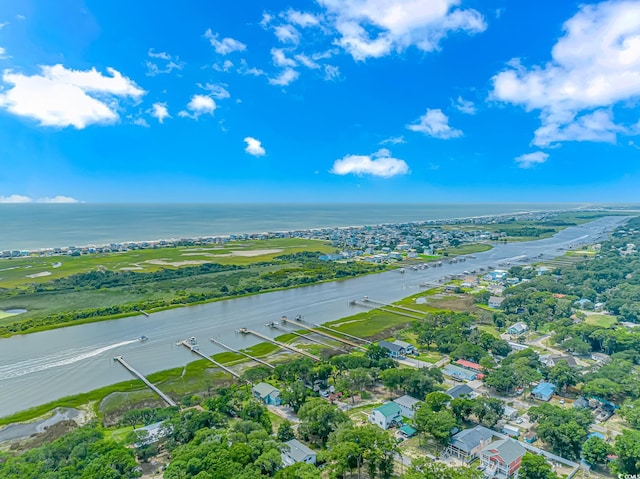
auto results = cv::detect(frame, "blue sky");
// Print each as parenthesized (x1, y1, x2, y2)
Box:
(0, 0, 639, 203)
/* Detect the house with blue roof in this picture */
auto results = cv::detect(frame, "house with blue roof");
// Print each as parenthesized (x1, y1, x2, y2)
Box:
(442, 364, 479, 381)
(531, 382, 556, 402)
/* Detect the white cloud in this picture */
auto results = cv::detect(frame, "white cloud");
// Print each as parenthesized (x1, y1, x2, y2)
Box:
(178, 94, 216, 119)
(271, 48, 297, 68)
(149, 102, 170, 123)
(237, 59, 265, 77)
(274, 24, 300, 44)
(285, 10, 321, 28)
(15, 14, 25, 21)
(324, 64, 341, 80)
(213, 60, 234, 72)
(0, 194, 31, 203)
(331, 148, 409, 177)
(317, 0, 486, 60)
(453, 96, 476, 114)
(146, 49, 185, 76)
(0, 194, 80, 203)
(0, 22, 8, 30)
(407, 108, 462, 139)
(294, 54, 320, 69)
(491, 0, 640, 147)
(380, 135, 406, 145)
(132, 117, 150, 127)
(0, 47, 7, 59)
(204, 29, 247, 55)
(199, 82, 230, 100)
(514, 151, 549, 169)
(0, 64, 145, 129)
(244, 137, 266, 156)
(268, 68, 299, 86)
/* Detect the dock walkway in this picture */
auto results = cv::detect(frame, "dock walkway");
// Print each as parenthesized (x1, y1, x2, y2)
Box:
(113, 356, 176, 407)
(238, 329, 320, 361)
(209, 338, 275, 369)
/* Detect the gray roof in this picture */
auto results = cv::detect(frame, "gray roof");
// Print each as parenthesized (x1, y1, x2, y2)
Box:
(283, 439, 316, 463)
(446, 384, 474, 399)
(393, 340, 413, 349)
(393, 395, 422, 409)
(451, 426, 494, 453)
(482, 438, 526, 464)
(252, 382, 279, 399)
(379, 340, 405, 353)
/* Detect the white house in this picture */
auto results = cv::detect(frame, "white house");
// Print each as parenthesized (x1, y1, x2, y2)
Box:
(282, 439, 316, 466)
(393, 395, 422, 419)
(369, 402, 402, 430)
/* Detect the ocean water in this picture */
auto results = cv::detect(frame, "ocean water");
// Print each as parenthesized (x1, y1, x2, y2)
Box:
(0, 203, 583, 251)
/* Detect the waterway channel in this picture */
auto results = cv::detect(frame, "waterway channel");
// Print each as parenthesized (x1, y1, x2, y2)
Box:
(0, 216, 627, 418)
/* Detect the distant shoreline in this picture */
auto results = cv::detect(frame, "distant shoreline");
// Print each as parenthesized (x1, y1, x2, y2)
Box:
(0, 206, 586, 255)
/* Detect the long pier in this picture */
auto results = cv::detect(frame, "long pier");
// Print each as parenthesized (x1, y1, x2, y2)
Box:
(179, 340, 244, 380)
(280, 316, 363, 349)
(113, 356, 176, 407)
(238, 329, 320, 361)
(306, 321, 372, 345)
(268, 324, 346, 353)
(353, 300, 423, 320)
(209, 338, 275, 369)
(360, 297, 426, 317)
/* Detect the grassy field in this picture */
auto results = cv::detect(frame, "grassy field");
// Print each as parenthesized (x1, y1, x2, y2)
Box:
(441, 243, 493, 256)
(324, 309, 417, 338)
(584, 313, 618, 328)
(0, 238, 335, 289)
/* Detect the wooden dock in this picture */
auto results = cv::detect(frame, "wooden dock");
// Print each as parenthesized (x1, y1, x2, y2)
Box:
(238, 328, 320, 361)
(280, 316, 363, 349)
(209, 338, 275, 369)
(361, 297, 425, 316)
(304, 320, 372, 346)
(268, 324, 346, 352)
(179, 340, 244, 381)
(113, 356, 176, 407)
(354, 299, 423, 320)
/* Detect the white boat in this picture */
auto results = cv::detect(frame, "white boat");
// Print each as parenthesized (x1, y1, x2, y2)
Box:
(138, 335, 149, 342)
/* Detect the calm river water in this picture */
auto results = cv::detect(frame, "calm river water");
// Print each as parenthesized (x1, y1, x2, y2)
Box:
(0, 217, 626, 418)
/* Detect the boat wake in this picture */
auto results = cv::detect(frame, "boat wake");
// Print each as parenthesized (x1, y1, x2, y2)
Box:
(0, 339, 138, 381)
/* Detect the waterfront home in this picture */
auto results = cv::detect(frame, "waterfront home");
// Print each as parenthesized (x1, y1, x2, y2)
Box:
(448, 425, 494, 462)
(252, 382, 282, 406)
(392, 340, 416, 355)
(531, 382, 556, 402)
(378, 340, 406, 359)
(393, 395, 422, 419)
(480, 438, 526, 479)
(281, 439, 316, 466)
(369, 402, 402, 430)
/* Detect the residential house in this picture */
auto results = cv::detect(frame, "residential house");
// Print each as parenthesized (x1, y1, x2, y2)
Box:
(393, 340, 416, 355)
(502, 424, 520, 438)
(378, 340, 406, 359)
(252, 382, 282, 406)
(448, 425, 494, 462)
(524, 432, 537, 444)
(393, 395, 422, 419)
(507, 322, 528, 336)
(446, 384, 476, 400)
(480, 438, 526, 479)
(573, 397, 590, 410)
(455, 359, 484, 375)
(591, 352, 611, 364)
(485, 270, 508, 282)
(443, 364, 479, 381)
(369, 402, 402, 430)
(488, 296, 505, 309)
(531, 382, 556, 402)
(502, 406, 518, 421)
(281, 439, 317, 467)
(541, 354, 578, 368)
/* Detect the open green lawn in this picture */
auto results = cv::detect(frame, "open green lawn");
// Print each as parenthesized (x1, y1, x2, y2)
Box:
(324, 309, 416, 339)
(585, 314, 618, 328)
(441, 243, 493, 256)
(0, 238, 335, 289)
